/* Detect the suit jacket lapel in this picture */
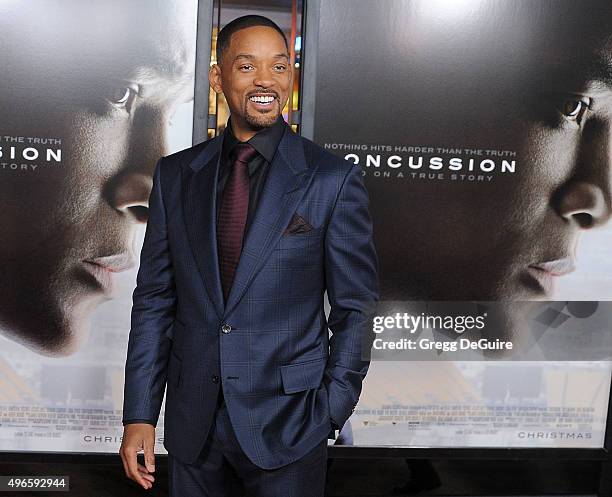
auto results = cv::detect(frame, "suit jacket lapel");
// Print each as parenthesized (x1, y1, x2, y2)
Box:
(223, 127, 313, 317)
(182, 135, 225, 319)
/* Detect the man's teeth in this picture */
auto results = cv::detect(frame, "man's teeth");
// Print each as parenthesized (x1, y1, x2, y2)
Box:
(249, 95, 275, 103)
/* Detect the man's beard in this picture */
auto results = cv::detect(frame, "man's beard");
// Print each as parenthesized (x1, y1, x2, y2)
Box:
(244, 101, 280, 129)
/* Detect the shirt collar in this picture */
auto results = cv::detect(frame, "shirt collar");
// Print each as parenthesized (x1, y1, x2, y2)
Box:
(222, 116, 287, 163)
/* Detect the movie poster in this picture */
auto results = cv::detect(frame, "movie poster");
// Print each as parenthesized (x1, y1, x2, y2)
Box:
(0, 1, 198, 453)
(311, 0, 612, 448)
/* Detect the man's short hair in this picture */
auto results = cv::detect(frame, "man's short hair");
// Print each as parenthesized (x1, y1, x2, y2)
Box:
(216, 15, 289, 64)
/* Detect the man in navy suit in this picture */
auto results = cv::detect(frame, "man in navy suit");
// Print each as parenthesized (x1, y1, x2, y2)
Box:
(120, 15, 378, 496)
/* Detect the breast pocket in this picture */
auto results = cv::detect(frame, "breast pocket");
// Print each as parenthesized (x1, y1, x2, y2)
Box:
(276, 226, 325, 250)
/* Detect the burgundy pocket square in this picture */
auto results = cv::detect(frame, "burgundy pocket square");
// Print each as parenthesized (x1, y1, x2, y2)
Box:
(284, 213, 314, 234)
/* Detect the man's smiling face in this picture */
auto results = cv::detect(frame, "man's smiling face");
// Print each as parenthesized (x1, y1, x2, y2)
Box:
(210, 25, 292, 140)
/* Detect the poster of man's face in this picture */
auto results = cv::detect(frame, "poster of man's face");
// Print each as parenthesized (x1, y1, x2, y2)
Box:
(0, 1, 197, 356)
(312, 0, 612, 449)
(314, 0, 612, 338)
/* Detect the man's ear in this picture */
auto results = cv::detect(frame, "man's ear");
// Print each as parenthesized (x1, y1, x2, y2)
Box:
(209, 64, 223, 94)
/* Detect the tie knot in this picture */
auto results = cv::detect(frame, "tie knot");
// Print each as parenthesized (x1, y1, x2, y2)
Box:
(231, 143, 258, 165)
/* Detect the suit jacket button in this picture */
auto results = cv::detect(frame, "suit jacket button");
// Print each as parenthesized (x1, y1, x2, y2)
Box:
(221, 324, 232, 334)
(212, 374, 219, 383)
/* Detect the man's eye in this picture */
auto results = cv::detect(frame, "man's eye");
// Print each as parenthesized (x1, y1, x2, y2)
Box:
(559, 97, 590, 124)
(240, 64, 254, 71)
(107, 86, 138, 111)
(274, 65, 286, 71)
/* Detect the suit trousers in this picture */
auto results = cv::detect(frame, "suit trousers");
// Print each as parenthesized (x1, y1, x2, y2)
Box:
(168, 390, 328, 497)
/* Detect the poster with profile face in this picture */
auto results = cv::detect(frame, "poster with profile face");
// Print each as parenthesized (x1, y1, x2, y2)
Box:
(312, 0, 612, 448)
(0, 0, 198, 453)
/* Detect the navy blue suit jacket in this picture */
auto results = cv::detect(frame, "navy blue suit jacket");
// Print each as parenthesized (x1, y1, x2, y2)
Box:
(122, 123, 379, 469)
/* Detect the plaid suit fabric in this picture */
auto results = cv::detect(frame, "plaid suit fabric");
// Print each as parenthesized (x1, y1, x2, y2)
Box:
(122, 125, 379, 472)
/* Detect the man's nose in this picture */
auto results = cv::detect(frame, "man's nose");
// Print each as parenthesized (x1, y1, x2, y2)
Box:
(253, 67, 276, 88)
(107, 171, 153, 223)
(556, 181, 610, 229)
(556, 119, 612, 229)
(106, 109, 168, 224)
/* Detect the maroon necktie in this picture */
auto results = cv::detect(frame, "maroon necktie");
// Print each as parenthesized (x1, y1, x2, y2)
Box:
(217, 143, 259, 302)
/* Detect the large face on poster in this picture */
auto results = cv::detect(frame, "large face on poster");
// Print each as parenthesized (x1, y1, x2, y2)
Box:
(0, 1, 196, 356)
(318, 0, 612, 306)
(0, 1, 197, 452)
(313, 0, 612, 448)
